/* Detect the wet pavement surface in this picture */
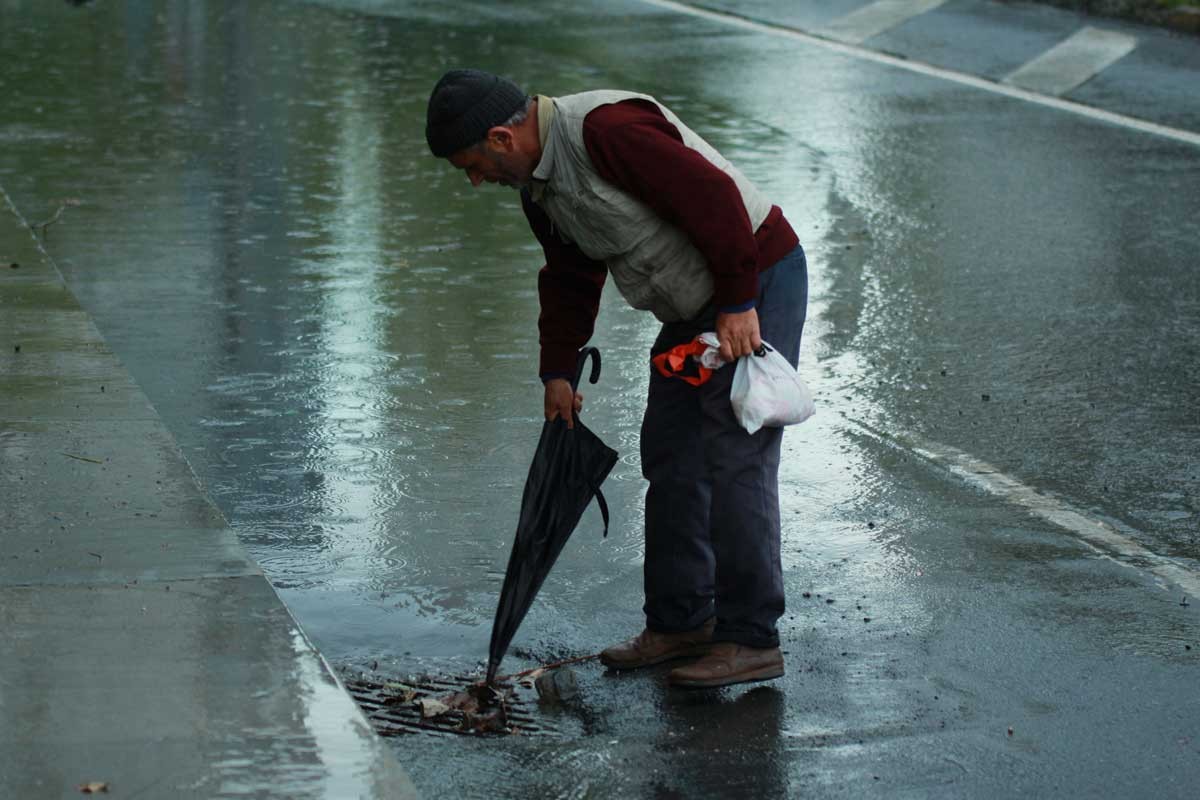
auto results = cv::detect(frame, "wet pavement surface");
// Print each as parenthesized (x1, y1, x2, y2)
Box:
(0, 197, 415, 798)
(2, 0, 1198, 796)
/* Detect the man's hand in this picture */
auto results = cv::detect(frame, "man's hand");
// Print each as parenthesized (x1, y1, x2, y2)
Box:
(544, 378, 584, 429)
(716, 307, 762, 362)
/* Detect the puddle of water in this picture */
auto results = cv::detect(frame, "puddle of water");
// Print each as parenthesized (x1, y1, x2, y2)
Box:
(8, 3, 1196, 796)
(0, 0, 904, 677)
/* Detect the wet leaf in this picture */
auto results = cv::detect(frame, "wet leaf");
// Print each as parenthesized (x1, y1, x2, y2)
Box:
(441, 690, 480, 714)
(381, 688, 418, 706)
(78, 782, 109, 794)
(416, 697, 450, 718)
(382, 681, 412, 692)
(468, 682, 508, 706)
(518, 667, 546, 688)
(460, 704, 508, 734)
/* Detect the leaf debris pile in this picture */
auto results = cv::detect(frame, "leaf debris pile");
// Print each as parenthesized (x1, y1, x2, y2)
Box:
(375, 679, 514, 735)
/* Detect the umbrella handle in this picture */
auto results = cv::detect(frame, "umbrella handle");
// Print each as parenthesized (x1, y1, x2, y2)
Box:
(571, 347, 602, 392)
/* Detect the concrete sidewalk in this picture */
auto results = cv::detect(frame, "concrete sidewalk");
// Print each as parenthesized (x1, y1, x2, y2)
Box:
(0, 191, 415, 798)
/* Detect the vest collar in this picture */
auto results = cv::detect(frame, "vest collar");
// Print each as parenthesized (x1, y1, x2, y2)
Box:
(530, 95, 556, 202)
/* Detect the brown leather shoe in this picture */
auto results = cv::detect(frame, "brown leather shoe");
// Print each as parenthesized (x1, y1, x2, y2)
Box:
(600, 618, 716, 670)
(667, 642, 784, 688)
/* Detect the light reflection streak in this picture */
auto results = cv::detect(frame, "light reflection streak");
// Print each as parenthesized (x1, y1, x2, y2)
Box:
(310, 64, 389, 581)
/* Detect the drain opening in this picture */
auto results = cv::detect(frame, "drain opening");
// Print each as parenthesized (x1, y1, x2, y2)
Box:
(344, 673, 557, 738)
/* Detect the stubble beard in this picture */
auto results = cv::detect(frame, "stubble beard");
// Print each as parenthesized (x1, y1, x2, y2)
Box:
(488, 152, 529, 190)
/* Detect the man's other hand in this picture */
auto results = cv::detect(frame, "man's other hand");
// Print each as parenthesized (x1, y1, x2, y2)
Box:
(716, 307, 762, 362)
(544, 378, 584, 429)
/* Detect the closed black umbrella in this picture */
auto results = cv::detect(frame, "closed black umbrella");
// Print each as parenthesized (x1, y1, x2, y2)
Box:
(486, 348, 619, 684)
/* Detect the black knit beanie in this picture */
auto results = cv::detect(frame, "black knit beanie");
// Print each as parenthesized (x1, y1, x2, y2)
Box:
(425, 69, 528, 158)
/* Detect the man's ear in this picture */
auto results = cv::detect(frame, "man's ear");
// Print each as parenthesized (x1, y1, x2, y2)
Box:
(485, 126, 515, 152)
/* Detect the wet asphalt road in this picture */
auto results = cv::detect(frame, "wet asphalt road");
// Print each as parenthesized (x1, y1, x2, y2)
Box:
(2, 0, 1198, 796)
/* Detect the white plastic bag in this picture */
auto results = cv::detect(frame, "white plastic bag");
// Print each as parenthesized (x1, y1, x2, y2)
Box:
(695, 332, 726, 370)
(730, 342, 815, 435)
(693, 333, 815, 434)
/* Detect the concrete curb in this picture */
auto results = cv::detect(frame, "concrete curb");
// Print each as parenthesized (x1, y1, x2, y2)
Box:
(0, 187, 417, 798)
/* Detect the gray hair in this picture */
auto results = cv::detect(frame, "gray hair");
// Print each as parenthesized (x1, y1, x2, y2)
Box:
(502, 97, 533, 127)
(470, 97, 533, 151)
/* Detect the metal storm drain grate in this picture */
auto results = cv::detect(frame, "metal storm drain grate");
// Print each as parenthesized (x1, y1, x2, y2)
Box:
(343, 673, 556, 738)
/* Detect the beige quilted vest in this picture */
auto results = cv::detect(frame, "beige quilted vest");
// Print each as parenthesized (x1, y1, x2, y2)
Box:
(530, 90, 773, 322)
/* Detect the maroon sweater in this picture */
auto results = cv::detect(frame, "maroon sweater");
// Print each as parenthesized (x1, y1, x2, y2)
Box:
(523, 99, 798, 379)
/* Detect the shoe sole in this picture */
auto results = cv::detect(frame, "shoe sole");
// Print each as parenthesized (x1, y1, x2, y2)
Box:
(668, 663, 784, 689)
(600, 643, 713, 671)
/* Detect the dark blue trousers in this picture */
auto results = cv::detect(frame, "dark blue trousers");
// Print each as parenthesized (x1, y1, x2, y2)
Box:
(640, 245, 808, 649)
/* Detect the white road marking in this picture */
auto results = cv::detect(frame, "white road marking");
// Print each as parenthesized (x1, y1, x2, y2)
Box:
(639, 0, 1200, 148)
(847, 421, 1200, 598)
(819, 0, 950, 45)
(1004, 26, 1138, 96)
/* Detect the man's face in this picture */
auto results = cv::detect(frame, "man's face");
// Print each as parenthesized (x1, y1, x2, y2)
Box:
(448, 131, 531, 189)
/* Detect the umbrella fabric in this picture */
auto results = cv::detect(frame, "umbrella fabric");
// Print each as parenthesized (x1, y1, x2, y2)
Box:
(486, 348, 619, 684)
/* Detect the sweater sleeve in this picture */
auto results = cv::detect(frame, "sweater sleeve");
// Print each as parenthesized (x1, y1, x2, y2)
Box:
(581, 99, 762, 310)
(521, 188, 608, 380)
